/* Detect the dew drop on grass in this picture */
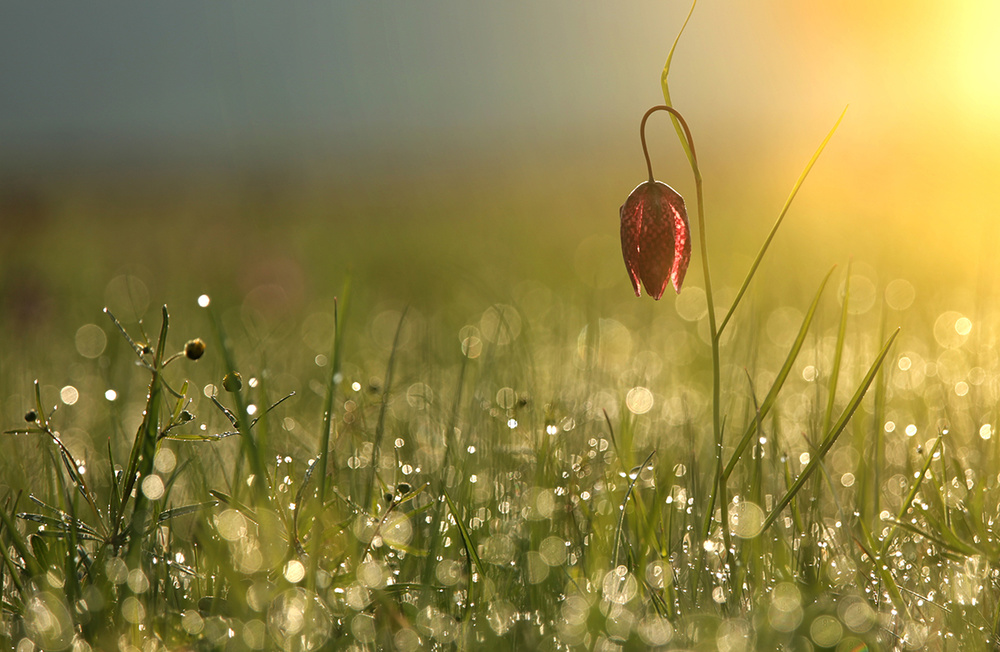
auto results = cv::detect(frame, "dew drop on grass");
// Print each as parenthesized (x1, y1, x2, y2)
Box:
(267, 588, 332, 652)
(141, 474, 164, 501)
(154, 449, 176, 474)
(810, 615, 843, 647)
(197, 294, 211, 308)
(637, 615, 674, 646)
(60, 385, 79, 405)
(729, 501, 765, 539)
(181, 610, 204, 635)
(283, 561, 305, 584)
(75, 324, 107, 359)
(602, 567, 637, 605)
(625, 387, 654, 414)
(120, 596, 145, 624)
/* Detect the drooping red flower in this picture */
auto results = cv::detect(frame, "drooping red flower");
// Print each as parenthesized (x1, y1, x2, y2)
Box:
(620, 180, 691, 299)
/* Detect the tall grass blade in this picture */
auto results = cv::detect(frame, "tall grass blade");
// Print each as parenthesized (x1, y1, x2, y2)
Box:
(613, 451, 656, 569)
(126, 305, 170, 564)
(718, 107, 848, 336)
(879, 435, 942, 557)
(660, 0, 698, 166)
(365, 306, 407, 510)
(722, 266, 836, 482)
(443, 491, 487, 619)
(0, 495, 42, 578)
(208, 305, 270, 503)
(823, 262, 852, 434)
(856, 520, 910, 620)
(762, 328, 900, 532)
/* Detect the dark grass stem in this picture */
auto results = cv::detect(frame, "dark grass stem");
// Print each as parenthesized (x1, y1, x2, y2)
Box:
(639, 105, 722, 540)
(365, 306, 408, 511)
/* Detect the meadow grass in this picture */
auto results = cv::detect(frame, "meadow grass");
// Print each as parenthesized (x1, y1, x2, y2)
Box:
(3, 15, 1000, 651)
(2, 172, 999, 652)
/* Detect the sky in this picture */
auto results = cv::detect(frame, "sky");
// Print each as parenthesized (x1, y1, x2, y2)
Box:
(2, 1, 999, 277)
(4, 1, 999, 164)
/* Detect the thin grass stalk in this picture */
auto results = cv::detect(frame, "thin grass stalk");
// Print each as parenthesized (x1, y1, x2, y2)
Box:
(365, 307, 408, 511)
(717, 107, 848, 337)
(612, 450, 656, 569)
(125, 306, 170, 565)
(207, 306, 270, 504)
(660, 0, 698, 167)
(879, 435, 943, 557)
(722, 267, 835, 486)
(762, 328, 900, 532)
(823, 262, 852, 434)
(309, 286, 349, 591)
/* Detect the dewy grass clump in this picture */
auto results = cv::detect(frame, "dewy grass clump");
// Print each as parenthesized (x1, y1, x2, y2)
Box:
(3, 6, 1000, 652)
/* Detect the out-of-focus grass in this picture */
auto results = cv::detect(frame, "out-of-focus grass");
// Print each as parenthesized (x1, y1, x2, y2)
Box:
(1, 147, 998, 650)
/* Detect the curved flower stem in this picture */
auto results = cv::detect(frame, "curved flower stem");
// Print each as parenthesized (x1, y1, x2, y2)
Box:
(640, 105, 722, 539)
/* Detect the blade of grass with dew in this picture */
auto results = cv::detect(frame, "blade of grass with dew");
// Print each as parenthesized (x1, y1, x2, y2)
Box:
(420, 352, 469, 589)
(125, 306, 170, 565)
(443, 491, 487, 618)
(0, 494, 42, 579)
(207, 304, 271, 504)
(719, 266, 837, 493)
(718, 107, 848, 337)
(364, 306, 407, 511)
(823, 262, 852, 434)
(856, 519, 910, 620)
(315, 285, 349, 527)
(660, 0, 697, 166)
(762, 328, 900, 532)
(22, 382, 106, 535)
(612, 451, 656, 569)
(879, 435, 942, 557)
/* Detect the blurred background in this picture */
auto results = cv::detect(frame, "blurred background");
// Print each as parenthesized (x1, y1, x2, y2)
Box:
(1, 0, 998, 371)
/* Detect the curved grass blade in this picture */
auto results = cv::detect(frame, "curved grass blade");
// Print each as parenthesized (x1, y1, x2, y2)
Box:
(823, 262, 852, 434)
(104, 307, 155, 370)
(718, 107, 848, 337)
(879, 435, 942, 557)
(660, 0, 698, 166)
(613, 451, 656, 569)
(855, 520, 910, 620)
(154, 501, 219, 527)
(722, 266, 836, 481)
(762, 328, 900, 532)
(443, 491, 487, 621)
(0, 495, 43, 578)
(207, 304, 270, 502)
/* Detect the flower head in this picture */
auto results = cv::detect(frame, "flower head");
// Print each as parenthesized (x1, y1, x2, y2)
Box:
(620, 180, 691, 299)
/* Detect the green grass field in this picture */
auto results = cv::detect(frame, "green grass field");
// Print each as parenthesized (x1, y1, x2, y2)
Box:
(2, 138, 999, 652)
(3, 14, 1000, 644)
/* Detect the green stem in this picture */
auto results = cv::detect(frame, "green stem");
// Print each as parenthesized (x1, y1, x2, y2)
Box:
(640, 105, 721, 535)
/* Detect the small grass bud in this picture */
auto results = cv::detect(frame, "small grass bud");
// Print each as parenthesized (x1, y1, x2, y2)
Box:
(184, 338, 206, 360)
(223, 372, 242, 392)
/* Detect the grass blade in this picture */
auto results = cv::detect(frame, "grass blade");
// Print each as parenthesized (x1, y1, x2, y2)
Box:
(722, 266, 837, 481)
(762, 328, 900, 532)
(364, 306, 407, 511)
(879, 435, 942, 557)
(660, 0, 698, 166)
(823, 262, 852, 434)
(718, 107, 848, 337)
